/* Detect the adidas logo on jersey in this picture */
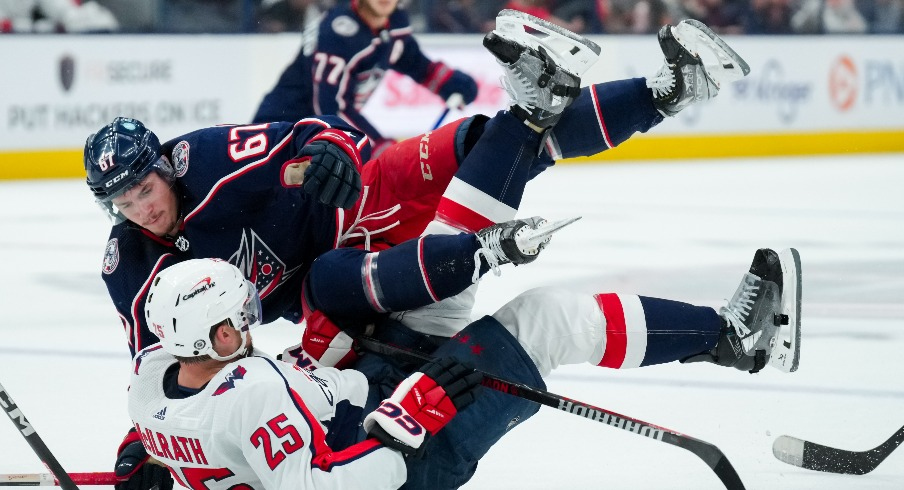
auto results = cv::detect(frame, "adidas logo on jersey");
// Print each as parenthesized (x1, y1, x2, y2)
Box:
(153, 407, 167, 420)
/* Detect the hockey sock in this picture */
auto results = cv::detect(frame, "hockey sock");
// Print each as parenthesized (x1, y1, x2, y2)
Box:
(430, 111, 542, 233)
(544, 78, 664, 160)
(306, 233, 484, 318)
(594, 294, 721, 368)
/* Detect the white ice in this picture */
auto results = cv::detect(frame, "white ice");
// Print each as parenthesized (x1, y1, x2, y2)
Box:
(1, 154, 902, 489)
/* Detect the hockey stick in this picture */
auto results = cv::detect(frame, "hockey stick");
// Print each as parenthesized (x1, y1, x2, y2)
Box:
(773, 424, 904, 475)
(0, 381, 79, 490)
(356, 336, 746, 490)
(432, 93, 465, 130)
(0, 473, 118, 487)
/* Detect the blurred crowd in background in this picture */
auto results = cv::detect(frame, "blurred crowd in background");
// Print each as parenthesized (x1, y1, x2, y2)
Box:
(1, 0, 902, 35)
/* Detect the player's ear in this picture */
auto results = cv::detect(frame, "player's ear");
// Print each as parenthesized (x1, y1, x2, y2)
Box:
(211, 320, 234, 346)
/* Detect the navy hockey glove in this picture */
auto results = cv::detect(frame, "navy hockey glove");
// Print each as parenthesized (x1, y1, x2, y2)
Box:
(114, 428, 173, 490)
(363, 357, 483, 457)
(424, 62, 478, 107)
(296, 129, 363, 209)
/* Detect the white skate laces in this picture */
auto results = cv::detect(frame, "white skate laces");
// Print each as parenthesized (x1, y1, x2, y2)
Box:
(646, 62, 676, 100)
(498, 59, 541, 113)
(474, 226, 509, 281)
(649, 19, 750, 117)
(472, 216, 581, 282)
(719, 273, 762, 353)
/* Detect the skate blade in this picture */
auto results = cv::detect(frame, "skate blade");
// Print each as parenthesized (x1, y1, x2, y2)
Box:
(769, 248, 802, 372)
(494, 9, 601, 78)
(674, 19, 750, 86)
(517, 216, 581, 251)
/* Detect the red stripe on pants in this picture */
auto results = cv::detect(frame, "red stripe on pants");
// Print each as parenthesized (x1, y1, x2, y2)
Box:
(595, 293, 627, 368)
(435, 197, 495, 233)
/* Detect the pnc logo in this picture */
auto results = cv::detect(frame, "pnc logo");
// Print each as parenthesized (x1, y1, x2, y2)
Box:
(829, 55, 858, 112)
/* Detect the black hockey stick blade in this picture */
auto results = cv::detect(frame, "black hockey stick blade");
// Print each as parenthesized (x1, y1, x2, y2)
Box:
(0, 381, 79, 490)
(357, 336, 746, 489)
(773, 424, 904, 475)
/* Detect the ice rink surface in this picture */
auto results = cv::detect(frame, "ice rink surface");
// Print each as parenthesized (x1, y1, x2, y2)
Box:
(1, 153, 902, 489)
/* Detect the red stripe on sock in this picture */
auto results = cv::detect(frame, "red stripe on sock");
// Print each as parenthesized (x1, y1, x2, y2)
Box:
(435, 197, 494, 233)
(595, 293, 627, 368)
(590, 85, 614, 149)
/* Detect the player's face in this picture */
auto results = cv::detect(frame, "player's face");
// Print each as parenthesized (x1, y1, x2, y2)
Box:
(357, 0, 399, 22)
(111, 172, 179, 237)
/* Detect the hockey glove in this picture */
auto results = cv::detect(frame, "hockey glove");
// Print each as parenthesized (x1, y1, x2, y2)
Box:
(114, 428, 173, 490)
(280, 309, 361, 370)
(363, 357, 483, 457)
(425, 62, 478, 107)
(296, 129, 363, 209)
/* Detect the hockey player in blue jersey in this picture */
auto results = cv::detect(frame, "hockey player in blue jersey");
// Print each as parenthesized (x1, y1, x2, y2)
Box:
(108, 12, 756, 489)
(252, 0, 479, 156)
(87, 12, 746, 362)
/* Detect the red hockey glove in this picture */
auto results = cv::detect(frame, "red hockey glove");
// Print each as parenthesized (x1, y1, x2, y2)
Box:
(294, 129, 363, 209)
(113, 428, 173, 490)
(280, 308, 360, 370)
(363, 357, 482, 457)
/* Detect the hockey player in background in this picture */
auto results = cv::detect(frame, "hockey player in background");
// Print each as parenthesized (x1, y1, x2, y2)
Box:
(252, 0, 480, 156)
(126, 240, 800, 488)
(95, 11, 752, 489)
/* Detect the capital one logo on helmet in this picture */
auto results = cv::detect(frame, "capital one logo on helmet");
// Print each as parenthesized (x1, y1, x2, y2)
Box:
(182, 277, 215, 301)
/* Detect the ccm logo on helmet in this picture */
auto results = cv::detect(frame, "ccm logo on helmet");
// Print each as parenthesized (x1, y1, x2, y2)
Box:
(105, 169, 131, 187)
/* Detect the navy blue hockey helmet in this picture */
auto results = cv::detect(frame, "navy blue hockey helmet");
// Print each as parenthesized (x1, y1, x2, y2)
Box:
(84, 117, 174, 219)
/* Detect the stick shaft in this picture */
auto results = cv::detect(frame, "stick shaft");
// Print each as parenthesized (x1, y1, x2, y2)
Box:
(356, 336, 746, 489)
(0, 382, 79, 490)
(0, 474, 119, 487)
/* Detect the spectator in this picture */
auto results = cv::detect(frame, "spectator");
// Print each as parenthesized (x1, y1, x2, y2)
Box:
(626, 0, 680, 34)
(158, 0, 245, 33)
(0, 0, 118, 33)
(256, 0, 327, 33)
(93, 0, 157, 32)
(858, 0, 904, 34)
(792, 0, 868, 34)
(554, 0, 608, 34)
(742, 0, 794, 34)
(429, 0, 495, 33)
(677, 0, 745, 34)
(502, 0, 587, 33)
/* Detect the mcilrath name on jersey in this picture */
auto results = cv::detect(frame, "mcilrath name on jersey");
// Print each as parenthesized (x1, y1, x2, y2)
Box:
(135, 423, 209, 465)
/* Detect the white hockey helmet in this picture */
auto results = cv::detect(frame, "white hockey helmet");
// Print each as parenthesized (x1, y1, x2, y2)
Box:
(146, 259, 262, 361)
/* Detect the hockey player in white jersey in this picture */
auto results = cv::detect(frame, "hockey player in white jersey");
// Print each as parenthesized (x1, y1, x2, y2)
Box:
(129, 238, 801, 489)
(128, 258, 482, 489)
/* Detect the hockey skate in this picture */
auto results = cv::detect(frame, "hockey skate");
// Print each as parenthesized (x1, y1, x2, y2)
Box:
(684, 248, 801, 373)
(474, 216, 580, 279)
(483, 9, 601, 130)
(647, 19, 750, 117)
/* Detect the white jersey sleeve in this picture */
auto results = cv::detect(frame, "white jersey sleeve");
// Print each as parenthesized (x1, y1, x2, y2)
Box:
(128, 348, 406, 489)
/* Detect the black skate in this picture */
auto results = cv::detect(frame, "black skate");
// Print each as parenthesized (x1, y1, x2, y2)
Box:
(483, 9, 600, 130)
(648, 19, 750, 117)
(683, 248, 801, 373)
(474, 216, 580, 280)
